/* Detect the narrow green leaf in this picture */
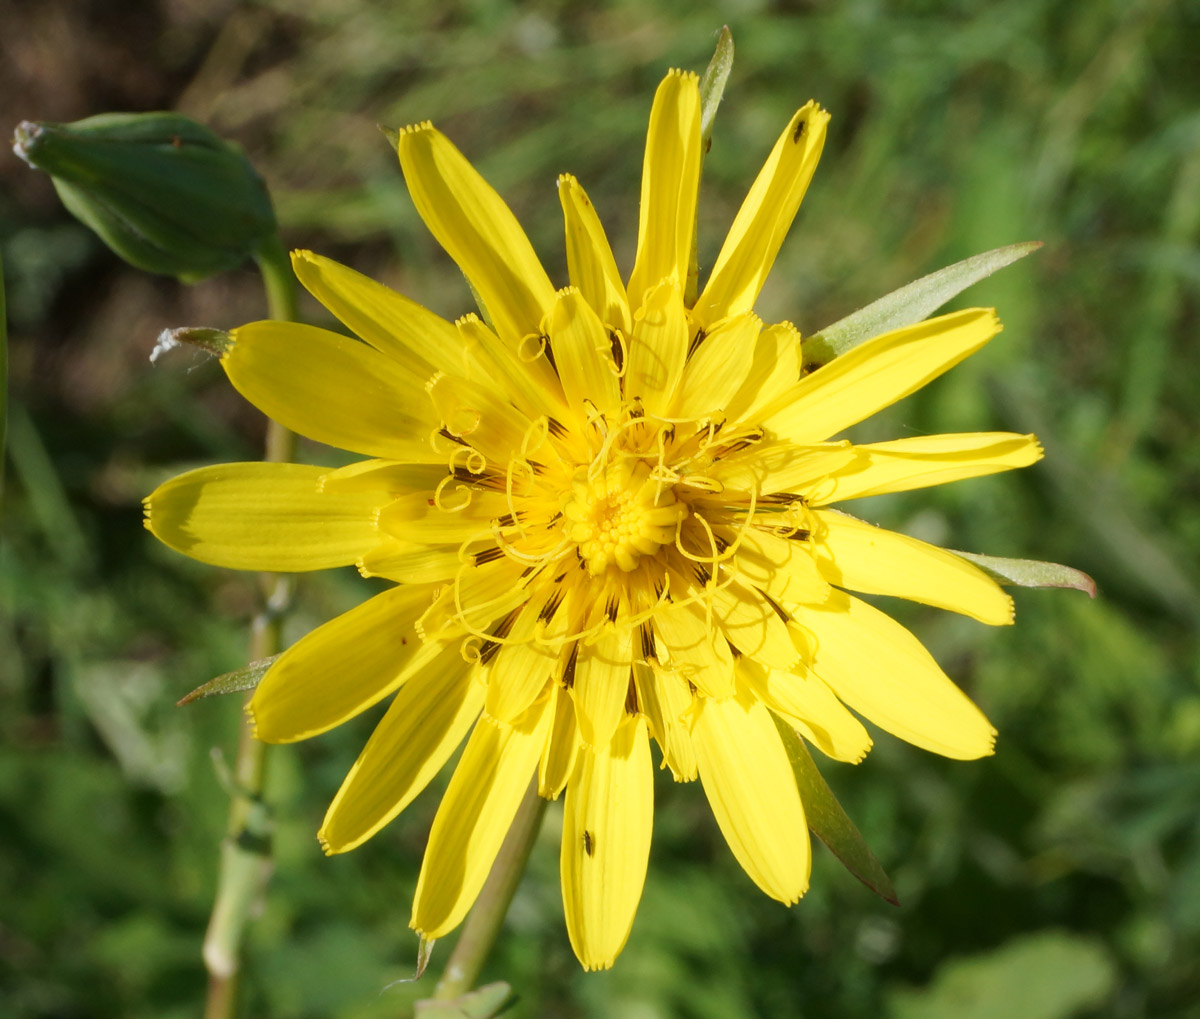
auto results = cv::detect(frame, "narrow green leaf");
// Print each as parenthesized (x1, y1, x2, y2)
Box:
(177, 655, 278, 706)
(952, 551, 1097, 597)
(803, 241, 1043, 366)
(772, 713, 898, 905)
(688, 26, 734, 309)
(415, 983, 517, 1019)
(698, 26, 734, 148)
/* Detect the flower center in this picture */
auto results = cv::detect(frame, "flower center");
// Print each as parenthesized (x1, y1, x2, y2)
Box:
(562, 459, 686, 576)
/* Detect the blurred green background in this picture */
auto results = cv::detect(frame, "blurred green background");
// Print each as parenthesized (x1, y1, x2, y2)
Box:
(3, 0, 1199, 1016)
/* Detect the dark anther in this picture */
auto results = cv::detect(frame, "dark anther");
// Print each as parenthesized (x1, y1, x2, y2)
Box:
(563, 643, 579, 688)
(539, 590, 564, 623)
(758, 589, 791, 623)
(624, 674, 640, 714)
(541, 335, 559, 374)
(640, 625, 657, 660)
(608, 329, 625, 372)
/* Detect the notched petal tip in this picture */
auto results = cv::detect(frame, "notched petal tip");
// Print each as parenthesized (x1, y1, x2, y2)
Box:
(398, 120, 436, 138)
(243, 700, 261, 740)
(789, 102, 831, 138)
(665, 67, 700, 85)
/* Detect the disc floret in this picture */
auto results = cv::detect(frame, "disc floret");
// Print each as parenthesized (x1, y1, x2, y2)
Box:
(563, 458, 687, 576)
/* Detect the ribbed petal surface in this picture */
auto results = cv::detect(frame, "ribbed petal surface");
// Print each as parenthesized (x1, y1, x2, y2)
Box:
(561, 716, 653, 971)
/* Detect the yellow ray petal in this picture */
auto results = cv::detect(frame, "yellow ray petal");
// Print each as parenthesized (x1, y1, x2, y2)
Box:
(416, 559, 529, 641)
(813, 508, 1014, 625)
(709, 577, 799, 669)
(737, 657, 872, 764)
(319, 459, 448, 494)
(357, 540, 463, 583)
(485, 596, 564, 723)
(290, 250, 462, 376)
(396, 122, 556, 346)
(634, 662, 697, 781)
(796, 589, 997, 759)
(711, 441, 857, 497)
(723, 321, 801, 427)
(456, 313, 569, 423)
(692, 689, 811, 903)
(222, 321, 440, 461)
(539, 681, 580, 800)
(558, 174, 632, 335)
(411, 698, 553, 939)
(624, 279, 688, 418)
(732, 527, 830, 606)
(249, 584, 440, 742)
(319, 643, 483, 852)
(572, 623, 634, 749)
(652, 596, 734, 699)
(692, 103, 830, 328)
(627, 70, 702, 307)
(378, 490, 511, 546)
(427, 371, 541, 467)
(561, 716, 653, 971)
(816, 432, 1044, 503)
(673, 312, 761, 421)
(546, 287, 622, 424)
(761, 308, 1001, 444)
(144, 462, 387, 572)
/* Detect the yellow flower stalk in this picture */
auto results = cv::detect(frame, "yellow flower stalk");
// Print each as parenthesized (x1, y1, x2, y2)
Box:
(146, 69, 1043, 970)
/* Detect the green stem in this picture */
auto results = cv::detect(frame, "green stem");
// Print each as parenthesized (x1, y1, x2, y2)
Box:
(433, 778, 547, 1001)
(1, 249, 8, 506)
(203, 237, 298, 1019)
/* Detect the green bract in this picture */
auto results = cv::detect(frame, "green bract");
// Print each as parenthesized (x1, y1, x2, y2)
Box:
(14, 112, 276, 282)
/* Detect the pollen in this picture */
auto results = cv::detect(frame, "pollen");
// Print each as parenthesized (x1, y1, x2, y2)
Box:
(563, 459, 686, 576)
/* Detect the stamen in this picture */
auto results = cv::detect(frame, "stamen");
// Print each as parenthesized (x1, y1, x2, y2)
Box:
(517, 332, 548, 362)
(433, 475, 473, 512)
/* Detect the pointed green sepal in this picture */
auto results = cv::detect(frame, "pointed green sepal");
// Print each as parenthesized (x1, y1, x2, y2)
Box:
(415, 983, 517, 1019)
(688, 25, 735, 307)
(698, 26, 734, 151)
(804, 241, 1043, 367)
(14, 113, 276, 283)
(177, 655, 278, 706)
(378, 124, 401, 151)
(152, 326, 233, 363)
(952, 551, 1097, 597)
(416, 935, 436, 981)
(772, 712, 899, 905)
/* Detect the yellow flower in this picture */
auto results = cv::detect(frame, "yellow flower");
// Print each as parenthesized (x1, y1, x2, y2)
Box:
(146, 70, 1042, 970)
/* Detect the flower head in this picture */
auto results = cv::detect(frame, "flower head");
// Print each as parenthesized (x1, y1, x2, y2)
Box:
(146, 69, 1042, 969)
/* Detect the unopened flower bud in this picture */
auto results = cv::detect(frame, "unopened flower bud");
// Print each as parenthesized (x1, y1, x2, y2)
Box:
(13, 113, 276, 282)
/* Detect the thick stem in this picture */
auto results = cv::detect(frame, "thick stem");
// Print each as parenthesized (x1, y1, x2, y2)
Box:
(433, 777, 548, 1001)
(202, 238, 298, 1019)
